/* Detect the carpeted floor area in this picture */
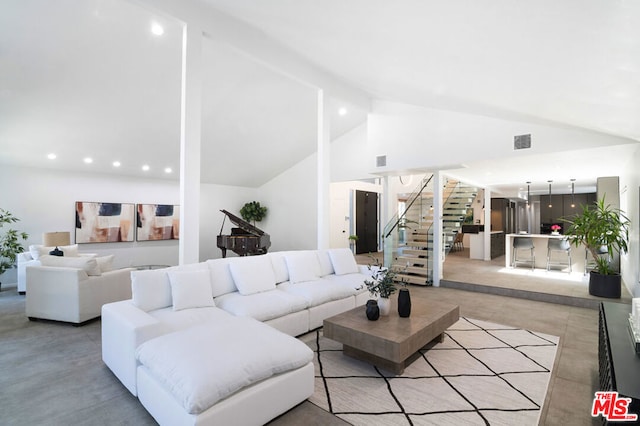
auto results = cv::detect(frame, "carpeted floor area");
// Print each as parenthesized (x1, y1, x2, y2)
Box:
(301, 318, 559, 426)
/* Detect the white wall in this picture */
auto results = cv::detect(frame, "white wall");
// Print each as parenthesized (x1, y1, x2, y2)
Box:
(0, 165, 262, 284)
(620, 146, 640, 297)
(259, 153, 318, 252)
(0, 165, 181, 284)
(367, 100, 637, 174)
(330, 123, 374, 182)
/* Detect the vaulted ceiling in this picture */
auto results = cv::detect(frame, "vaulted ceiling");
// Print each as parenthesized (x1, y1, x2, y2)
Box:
(1, 0, 639, 192)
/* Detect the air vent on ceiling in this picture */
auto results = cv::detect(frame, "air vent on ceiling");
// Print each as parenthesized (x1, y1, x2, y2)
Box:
(376, 155, 387, 167)
(514, 134, 531, 150)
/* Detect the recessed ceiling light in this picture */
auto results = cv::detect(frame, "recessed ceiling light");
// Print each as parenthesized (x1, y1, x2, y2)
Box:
(83, 157, 93, 164)
(142, 164, 150, 171)
(338, 107, 348, 116)
(113, 161, 121, 167)
(151, 23, 164, 36)
(164, 167, 172, 174)
(47, 153, 56, 160)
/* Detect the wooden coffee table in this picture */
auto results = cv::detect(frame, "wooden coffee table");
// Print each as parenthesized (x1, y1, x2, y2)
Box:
(323, 300, 459, 374)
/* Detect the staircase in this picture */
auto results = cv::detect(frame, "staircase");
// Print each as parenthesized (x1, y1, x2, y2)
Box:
(383, 177, 477, 285)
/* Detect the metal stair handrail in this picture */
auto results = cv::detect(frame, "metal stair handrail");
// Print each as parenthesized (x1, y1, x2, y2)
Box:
(384, 174, 434, 239)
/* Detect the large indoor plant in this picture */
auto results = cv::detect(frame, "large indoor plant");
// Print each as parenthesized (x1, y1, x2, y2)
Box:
(0, 209, 29, 291)
(563, 198, 629, 298)
(239, 201, 267, 226)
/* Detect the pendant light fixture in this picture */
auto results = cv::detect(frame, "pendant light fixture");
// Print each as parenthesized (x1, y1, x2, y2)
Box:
(570, 179, 576, 208)
(526, 181, 531, 206)
(548, 180, 553, 208)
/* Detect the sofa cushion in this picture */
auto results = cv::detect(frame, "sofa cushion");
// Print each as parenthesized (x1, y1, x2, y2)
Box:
(285, 252, 321, 284)
(168, 269, 215, 311)
(228, 256, 276, 295)
(278, 280, 355, 307)
(328, 248, 359, 275)
(317, 250, 335, 276)
(268, 252, 290, 283)
(215, 289, 308, 322)
(131, 269, 172, 312)
(96, 255, 115, 273)
(29, 244, 79, 260)
(323, 272, 369, 294)
(39, 254, 101, 276)
(148, 306, 233, 332)
(135, 318, 313, 415)
(206, 258, 238, 297)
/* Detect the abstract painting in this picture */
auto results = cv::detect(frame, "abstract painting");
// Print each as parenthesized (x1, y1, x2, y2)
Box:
(136, 204, 180, 241)
(75, 202, 135, 243)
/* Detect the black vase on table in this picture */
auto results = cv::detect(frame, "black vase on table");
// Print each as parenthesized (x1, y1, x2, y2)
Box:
(366, 300, 380, 321)
(398, 288, 411, 317)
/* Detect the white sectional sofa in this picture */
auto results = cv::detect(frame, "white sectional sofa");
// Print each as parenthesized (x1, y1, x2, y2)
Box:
(102, 248, 373, 426)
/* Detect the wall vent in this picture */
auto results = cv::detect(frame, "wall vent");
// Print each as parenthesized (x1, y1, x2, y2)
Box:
(376, 155, 387, 167)
(514, 134, 531, 150)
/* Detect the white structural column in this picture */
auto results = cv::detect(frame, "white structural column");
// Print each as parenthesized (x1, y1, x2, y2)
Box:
(432, 172, 443, 286)
(179, 24, 203, 265)
(484, 187, 492, 261)
(317, 89, 331, 249)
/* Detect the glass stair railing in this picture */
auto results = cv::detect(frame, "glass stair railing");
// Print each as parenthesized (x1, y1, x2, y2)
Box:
(384, 177, 477, 286)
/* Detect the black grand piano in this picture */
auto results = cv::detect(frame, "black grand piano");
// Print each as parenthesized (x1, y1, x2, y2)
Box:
(217, 209, 271, 258)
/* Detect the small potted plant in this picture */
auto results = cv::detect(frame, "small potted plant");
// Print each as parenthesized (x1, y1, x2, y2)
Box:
(348, 235, 358, 253)
(364, 257, 398, 316)
(563, 197, 629, 298)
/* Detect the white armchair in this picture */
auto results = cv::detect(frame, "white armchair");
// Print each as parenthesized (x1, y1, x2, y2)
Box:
(17, 246, 96, 294)
(26, 263, 134, 325)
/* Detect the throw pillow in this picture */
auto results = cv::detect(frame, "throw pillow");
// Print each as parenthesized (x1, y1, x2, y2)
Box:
(168, 269, 215, 311)
(96, 255, 115, 273)
(328, 248, 359, 275)
(29, 244, 79, 259)
(206, 258, 238, 297)
(316, 250, 335, 276)
(60, 244, 79, 257)
(228, 256, 276, 295)
(39, 255, 102, 276)
(285, 252, 322, 283)
(131, 269, 172, 312)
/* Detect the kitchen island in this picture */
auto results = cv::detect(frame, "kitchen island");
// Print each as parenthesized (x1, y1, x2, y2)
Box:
(505, 233, 587, 272)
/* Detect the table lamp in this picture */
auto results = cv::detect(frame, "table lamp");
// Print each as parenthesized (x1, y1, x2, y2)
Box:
(43, 231, 71, 257)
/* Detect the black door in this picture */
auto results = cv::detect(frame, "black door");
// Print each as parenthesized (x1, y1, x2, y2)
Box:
(355, 190, 378, 254)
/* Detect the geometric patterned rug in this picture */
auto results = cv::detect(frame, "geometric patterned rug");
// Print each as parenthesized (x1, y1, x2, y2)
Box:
(301, 317, 559, 426)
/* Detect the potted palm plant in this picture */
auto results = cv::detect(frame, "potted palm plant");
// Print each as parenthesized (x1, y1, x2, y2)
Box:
(1, 209, 29, 291)
(563, 197, 629, 298)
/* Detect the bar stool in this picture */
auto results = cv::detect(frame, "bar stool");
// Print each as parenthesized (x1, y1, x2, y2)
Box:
(546, 238, 571, 273)
(512, 237, 535, 270)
